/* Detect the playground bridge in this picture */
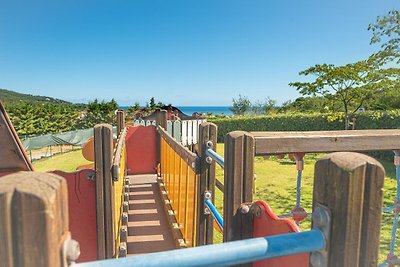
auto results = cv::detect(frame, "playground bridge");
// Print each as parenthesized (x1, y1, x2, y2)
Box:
(1, 106, 400, 267)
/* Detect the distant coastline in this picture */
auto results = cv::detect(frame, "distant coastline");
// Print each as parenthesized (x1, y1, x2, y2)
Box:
(119, 106, 232, 116)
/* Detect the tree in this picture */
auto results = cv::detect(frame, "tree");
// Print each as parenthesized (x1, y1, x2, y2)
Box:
(252, 97, 277, 114)
(230, 95, 251, 115)
(369, 10, 400, 62)
(289, 56, 400, 129)
(149, 97, 156, 110)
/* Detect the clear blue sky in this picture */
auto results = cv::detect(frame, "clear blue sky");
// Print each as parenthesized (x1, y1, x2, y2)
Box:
(0, 1, 398, 106)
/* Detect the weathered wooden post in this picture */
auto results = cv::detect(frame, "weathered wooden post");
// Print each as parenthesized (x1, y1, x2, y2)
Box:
(116, 110, 125, 136)
(312, 152, 384, 266)
(0, 172, 79, 267)
(224, 131, 255, 243)
(155, 109, 168, 168)
(197, 122, 218, 245)
(94, 124, 115, 259)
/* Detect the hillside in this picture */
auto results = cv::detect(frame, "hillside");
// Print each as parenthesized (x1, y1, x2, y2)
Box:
(0, 88, 84, 107)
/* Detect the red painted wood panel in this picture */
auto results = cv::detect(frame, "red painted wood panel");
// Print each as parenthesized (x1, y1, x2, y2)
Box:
(253, 200, 309, 267)
(51, 169, 98, 262)
(125, 126, 157, 175)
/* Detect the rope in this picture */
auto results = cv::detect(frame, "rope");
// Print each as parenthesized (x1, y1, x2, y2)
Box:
(383, 151, 400, 266)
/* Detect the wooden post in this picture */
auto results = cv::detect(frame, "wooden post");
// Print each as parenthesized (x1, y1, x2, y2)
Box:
(94, 124, 115, 259)
(155, 109, 168, 167)
(313, 152, 384, 267)
(116, 110, 125, 136)
(0, 172, 74, 267)
(224, 131, 255, 243)
(197, 122, 218, 245)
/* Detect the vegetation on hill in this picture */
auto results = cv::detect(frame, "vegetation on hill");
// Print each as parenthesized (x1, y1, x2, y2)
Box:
(0, 88, 84, 107)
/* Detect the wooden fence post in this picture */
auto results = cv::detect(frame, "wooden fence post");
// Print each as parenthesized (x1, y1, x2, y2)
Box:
(224, 131, 255, 243)
(197, 122, 218, 245)
(155, 109, 168, 168)
(94, 124, 115, 259)
(116, 110, 125, 136)
(0, 172, 75, 267)
(313, 152, 384, 267)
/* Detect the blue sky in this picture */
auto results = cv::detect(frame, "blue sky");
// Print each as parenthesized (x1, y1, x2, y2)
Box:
(0, 1, 398, 106)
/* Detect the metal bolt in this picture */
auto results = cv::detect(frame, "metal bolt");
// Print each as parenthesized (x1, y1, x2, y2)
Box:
(204, 191, 212, 200)
(66, 239, 80, 263)
(240, 204, 250, 214)
(310, 251, 326, 266)
(313, 207, 329, 227)
(206, 141, 213, 148)
(206, 156, 213, 164)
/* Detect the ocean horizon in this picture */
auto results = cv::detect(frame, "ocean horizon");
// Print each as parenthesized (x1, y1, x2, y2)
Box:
(119, 106, 232, 116)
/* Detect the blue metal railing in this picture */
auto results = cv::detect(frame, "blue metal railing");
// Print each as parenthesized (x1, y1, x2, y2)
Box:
(205, 198, 224, 231)
(76, 230, 325, 267)
(206, 148, 224, 168)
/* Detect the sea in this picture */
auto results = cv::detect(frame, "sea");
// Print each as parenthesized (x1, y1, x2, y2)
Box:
(119, 106, 232, 116)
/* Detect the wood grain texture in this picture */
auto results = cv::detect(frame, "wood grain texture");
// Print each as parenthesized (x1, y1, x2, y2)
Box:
(252, 129, 400, 155)
(157, 126, 199, 172)
(0, 172, 68, 267)
(223, 131, 254, 244)
(197, 122, 217, 245)
(94, 125, 106, 259)
(313, 152, 384, 267)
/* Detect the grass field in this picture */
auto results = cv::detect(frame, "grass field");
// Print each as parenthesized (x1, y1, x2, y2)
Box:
(213, 144, 399, 263)
(33, 145, 399, 262)
(32, 149, 92, 172)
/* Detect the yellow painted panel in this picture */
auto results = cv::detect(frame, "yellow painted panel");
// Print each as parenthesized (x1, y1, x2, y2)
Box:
(113, 143, 126, 257)
(178, 157, 186, 231)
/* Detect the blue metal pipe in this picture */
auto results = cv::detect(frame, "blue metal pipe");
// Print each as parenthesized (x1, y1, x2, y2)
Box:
(206, 148, 224, 168)
(205, 199, 224, 229)
(76, 230, 325, 267)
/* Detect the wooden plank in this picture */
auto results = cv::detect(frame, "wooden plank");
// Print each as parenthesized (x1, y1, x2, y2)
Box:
(223, 131, 254, 244)
(215, 179, 224, 192)
(157, 126, 198, 173)
(252, 129, 400, 155)
(116, 110, 125, 136)
(197, 122, 218, 245)
(101, 124, 115, 258)
(0, 172, 69, 267)
(0, 101, 33, 172)
(313, 152, 384, 267)
(94, 125, 106, 259)
(112, 127, 128, 181)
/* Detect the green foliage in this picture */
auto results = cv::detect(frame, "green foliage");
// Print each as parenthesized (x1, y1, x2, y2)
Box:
(289, 56, 400, 129)
(0, 88, 85, 108)
(230, 95, 251, 115)
(76, 99, 118, 128)
(209, 110, 400, 142)
(7, 101, 80, 137)
(369, 10, 400, 61)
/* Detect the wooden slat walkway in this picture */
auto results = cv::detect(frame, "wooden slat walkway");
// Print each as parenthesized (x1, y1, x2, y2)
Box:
(126, 174, 176, 256)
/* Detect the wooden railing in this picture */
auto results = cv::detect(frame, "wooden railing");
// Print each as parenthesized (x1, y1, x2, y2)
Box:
(222, 129, 400, 266)
(93, 124, 128, 259)
(158, 126, 200, 247)
(111, 127, 128, 257)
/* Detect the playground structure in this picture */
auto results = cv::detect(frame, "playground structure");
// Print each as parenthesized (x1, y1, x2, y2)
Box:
(1, 103, 400, 266)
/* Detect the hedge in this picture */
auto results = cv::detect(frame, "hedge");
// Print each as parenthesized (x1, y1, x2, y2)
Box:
(208, 110, 400, 143)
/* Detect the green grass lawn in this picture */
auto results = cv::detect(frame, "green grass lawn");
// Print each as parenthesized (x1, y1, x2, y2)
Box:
(32, 144, 398, 262)
(32, 149, 92, 172)
(213, 143, 399, 263)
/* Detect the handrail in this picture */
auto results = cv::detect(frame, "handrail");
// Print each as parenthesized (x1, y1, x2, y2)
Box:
(112, 127, 128, 181)
(76, 230, 325, 267)
(158, 125, 199, 172)
(206, 148, 224, 168)
(215, 179, 224, 192)
(205, 199, 223, 231)
(251, 129, 400, 155)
